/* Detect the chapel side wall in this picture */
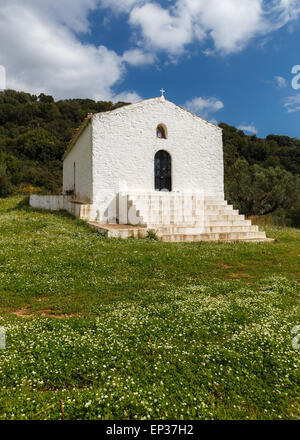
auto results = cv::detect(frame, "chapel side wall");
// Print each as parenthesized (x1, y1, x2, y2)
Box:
(63, 122, 93, 203)
(91, 99, 224, 218)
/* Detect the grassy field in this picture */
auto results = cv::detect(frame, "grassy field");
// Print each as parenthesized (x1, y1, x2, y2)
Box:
(0, 197, 299, 420)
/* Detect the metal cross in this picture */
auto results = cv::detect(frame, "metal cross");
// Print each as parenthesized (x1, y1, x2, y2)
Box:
(160, 88, 165, 97)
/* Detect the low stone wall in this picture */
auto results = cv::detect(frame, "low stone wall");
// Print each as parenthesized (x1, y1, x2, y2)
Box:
(29, 195, 73, 211)
(29, 195, 98, 222)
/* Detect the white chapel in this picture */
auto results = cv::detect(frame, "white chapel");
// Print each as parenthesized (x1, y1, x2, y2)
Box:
(30, 94, 269, 242)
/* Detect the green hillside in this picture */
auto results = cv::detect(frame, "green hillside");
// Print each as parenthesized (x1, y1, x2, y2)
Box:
(0, 90, 128, 196)
(0, 197, 299, 420)
(0, 89, 300, 226)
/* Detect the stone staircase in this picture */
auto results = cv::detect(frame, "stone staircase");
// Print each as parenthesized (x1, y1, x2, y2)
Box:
(124, 191, 271, 243)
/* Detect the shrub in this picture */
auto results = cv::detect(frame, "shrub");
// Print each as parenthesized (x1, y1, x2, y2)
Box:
(289, 204, 300, 228)
(0, 162, 12, 197)
(147, 229, 159, 241)
(14, 184, 45, 195)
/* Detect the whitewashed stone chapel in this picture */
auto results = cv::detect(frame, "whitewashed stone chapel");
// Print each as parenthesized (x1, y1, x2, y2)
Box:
(30, 94, 269, 242)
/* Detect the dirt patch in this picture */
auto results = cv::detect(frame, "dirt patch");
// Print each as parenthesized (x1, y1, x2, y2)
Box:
(37, 308, 79, 319)
(10, 306, 79, 319)
(11, 307, 32, 318)
(217, 263, 233, 270)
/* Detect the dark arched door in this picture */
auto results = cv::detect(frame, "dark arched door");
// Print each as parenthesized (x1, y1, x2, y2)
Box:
(155, 150, 172, 191)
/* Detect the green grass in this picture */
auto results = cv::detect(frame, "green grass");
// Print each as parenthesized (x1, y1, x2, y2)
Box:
(0, 196, 299, 420)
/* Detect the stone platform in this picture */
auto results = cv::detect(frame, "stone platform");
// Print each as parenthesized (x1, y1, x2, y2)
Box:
(30, 192, 273, 243)
(90, 192, 273, 243)
(89, 222, 148, 239)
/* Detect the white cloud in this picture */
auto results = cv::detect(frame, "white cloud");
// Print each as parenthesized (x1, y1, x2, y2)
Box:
(113, 91, 142, 103)
(274, 76, 287, 88)
(1, 0, 300, 101)
(184, 0, 264, 53)
(122, 49, 156, 66)
(184, 96, 224, 118)
(0, 0, 139, 101)
(129, 3, 194, 54)
(100, 0, 142, 14)
(14, 0, 100, 33)
(238, 123, 258, 134)
(284, 94, 300, 112)
(0, 66, 6, 90)
(128, 0, 300, 55)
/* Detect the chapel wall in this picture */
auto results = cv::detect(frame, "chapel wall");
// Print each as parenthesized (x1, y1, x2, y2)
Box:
(63, 122, 93, 203)
(91, 99, 224, 220)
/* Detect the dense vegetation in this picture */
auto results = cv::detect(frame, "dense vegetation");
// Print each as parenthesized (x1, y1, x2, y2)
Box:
(0, 90, 299, 226)
(0, 90, 127, 197)
(221, 124, 300, 227)
(0, 197, 299, 420)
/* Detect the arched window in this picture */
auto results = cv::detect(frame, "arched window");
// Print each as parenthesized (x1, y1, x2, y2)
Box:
(156, 124, 167, 139)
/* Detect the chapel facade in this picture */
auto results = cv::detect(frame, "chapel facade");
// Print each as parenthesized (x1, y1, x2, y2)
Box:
(30, 95, 270, 242)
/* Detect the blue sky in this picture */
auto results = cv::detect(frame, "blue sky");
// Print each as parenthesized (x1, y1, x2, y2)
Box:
(1, 0, 300, 138)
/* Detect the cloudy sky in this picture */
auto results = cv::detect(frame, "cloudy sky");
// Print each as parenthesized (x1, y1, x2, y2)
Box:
(1, 0, 300, 137)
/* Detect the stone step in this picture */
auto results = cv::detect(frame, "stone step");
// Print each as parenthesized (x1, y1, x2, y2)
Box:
(203, 225, 259, 233)
(147, 219, 253, 228)
(159, 231, 267, 243)
(205, 205, 231, 211)
(124, 193, 272, 243)
(205, 201, 229, 207)
(132, 202, 204, 210)
(89, 222, 147, 239)
(134, 206, 233, 214)
(130, 196, 205, 202)
(129, 194, 226, 202)
(135, 206, 204, 213)
(131, 203, 233, 213)
(89, 222, 271, 243)
(206, 214, 245, 222)
(154, 225, 259, 234)
(148, 219, 253, 228)
(145, 220, 205, 227)
(142, 214, 205, 221)
(138, 215, 205, 223)
(130, 197, 201, 203)
(204, 199, 228, 204)
(129, 192, 204, 197)
(205, 209, 237, 216)
(136, 207, 230, 216)
(205, 220, 252, 226)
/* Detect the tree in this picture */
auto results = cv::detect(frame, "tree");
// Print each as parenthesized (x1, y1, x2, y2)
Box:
(14, 129, 63, 163)
(251, 166, 300, 215)
(0, 160, 10, 197)
(225, 158, 253, 215)
(0, 88, 299, 224)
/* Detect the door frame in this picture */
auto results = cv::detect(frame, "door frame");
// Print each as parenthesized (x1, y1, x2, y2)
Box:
(154, 150, 172, 192)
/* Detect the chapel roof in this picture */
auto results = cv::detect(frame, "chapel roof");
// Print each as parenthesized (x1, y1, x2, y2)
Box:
(93, 96, 221, 128)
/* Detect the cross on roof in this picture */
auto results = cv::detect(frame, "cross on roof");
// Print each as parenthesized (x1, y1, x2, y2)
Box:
(160, 88, 165, 97)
